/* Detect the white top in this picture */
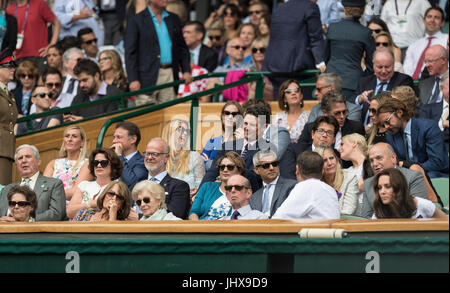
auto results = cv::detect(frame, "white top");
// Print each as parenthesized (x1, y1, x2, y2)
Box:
(272, 178, 340, 220)
(78, 180, 108, 204)
(381, 0, 431, 48)
(221, 205, 268, 220)
(403, 31, 449, 77)
(439, 99, 449, 131)
(372, 197, 436, 219)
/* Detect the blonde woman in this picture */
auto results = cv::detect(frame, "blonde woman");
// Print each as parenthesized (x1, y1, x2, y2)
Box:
(132, 180, 181, 220)
(315, 146, 359, 215)
(43, 125, 91, 201)
(98, 50, 128, 93)
(161, 119, 206, 199)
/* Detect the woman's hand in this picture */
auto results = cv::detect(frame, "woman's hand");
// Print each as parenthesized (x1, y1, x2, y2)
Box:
(108, 199, 118, 221)
(0, 216, 15, 222)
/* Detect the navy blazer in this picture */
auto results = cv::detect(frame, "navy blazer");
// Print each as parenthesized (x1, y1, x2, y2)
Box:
(386, 118, 449, 177)
(419, 101, 449, 153)
(418, 76, 441, 110)
(159, 173, 191, 219)
(262, 0, 325, 74)
(198, 44, 218, 73)
(120, 152, 147, 191)
(125, 8, 190, 88)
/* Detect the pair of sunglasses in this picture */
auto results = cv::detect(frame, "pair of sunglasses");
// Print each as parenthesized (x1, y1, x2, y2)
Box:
(136, 197, 151, 206)
(376, 42, 389, 47)
(9, 201, 31, 207)
(106, 190, 125, 201)
(251, 47, 266, 54)
(224, 185, 247, 192)
(84, 38, 97, 45)
(93, 160, 109, 168)
(218, 164, 236, 171)
(33, 92, 52, 99)
(223, 111, 240, 117)
(257, 161, 279, 169)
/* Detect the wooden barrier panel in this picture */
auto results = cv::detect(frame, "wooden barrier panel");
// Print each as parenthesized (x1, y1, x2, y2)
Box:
(14, 101, 318, 181)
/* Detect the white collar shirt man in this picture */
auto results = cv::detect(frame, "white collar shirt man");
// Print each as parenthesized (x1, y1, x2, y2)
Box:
(148, 170, 168, 183)
(221, 205, 268, 220)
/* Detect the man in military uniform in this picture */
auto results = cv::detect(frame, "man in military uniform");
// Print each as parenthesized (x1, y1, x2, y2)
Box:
(0, 48, 19, 185)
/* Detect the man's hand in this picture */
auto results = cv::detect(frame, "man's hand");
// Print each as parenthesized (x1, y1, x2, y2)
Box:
(110, 143, 123, 156)
(63, 114, 83, 123)
(358, 89, 374, 105)
(129, 81, 141, 92)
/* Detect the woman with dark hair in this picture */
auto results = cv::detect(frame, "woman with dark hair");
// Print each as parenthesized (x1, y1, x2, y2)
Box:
(0, 185, 37, 222)
(73, 181, 137, 221)
(258, 14, 270, 42)
(189, 151, 246, 220)
(274, 79, 309, 143)
(366, 92, 390, 145)
(66, 148, 123, 219)
(367, 18, 402, 67)
(201, 101, 244, 169)
(372, 168, 448, 219)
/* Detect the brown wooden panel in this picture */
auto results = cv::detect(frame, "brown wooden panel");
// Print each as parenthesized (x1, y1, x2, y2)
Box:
(330, 218, 449, 232)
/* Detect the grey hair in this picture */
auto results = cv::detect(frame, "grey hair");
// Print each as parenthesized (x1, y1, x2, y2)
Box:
(131, 180, 167, 210)
(252, 149, 278, 167)
(62, 47, 83, 70)
(149, 137, 170, 153)
(441, 71, 449, 87)
(372, 47, 395, 65)
(14, 144, 40, 161)
(318, 73, 342, 92)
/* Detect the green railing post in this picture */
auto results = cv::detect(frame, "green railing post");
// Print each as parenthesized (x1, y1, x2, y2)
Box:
(212, 84, 221, 102)
(255, 74, 265, 100)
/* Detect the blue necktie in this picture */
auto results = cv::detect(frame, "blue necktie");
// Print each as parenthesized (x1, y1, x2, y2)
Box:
(262, 184, 272, 213)
(67, 78, 76, 94)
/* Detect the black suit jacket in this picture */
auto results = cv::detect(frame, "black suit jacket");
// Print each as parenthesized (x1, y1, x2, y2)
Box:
(159, 174, 191, 219)
(198, 44, 218, 73)
(12, 84, 31, 116)
(125, 8, 190, 88)
(70, 84, 123, 118)
(1, 13, 17, 52)
(352, 72, 416, 121)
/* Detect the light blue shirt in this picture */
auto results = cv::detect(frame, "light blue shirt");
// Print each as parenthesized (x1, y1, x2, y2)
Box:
(404, 119, 413, 161)
(124, 151, 138, 162)
(148, 171, 168, 183)
(149, 7, 172, 65)
(317, 0, 340, 26)
(89, 81, 108, 102)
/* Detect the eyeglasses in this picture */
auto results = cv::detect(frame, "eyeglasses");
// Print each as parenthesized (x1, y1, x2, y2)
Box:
(251, 47, 266, 54)
(83, 38, 97, 45)
(19, 74, 34, 79)
(224, 185, 248, 192)
(32, 92, 52, 99)
(315, 128, 334, 137)
(223, 110, 240, 117)
(249, 10, 263, 15)
(93, 159, 109, 168)
(284, 87, 300, 94)
(106, 190, 125, 201)
(209, 35, 222, 41)
(98, 57, 111, 63)
(45, 82, 61, 89)
(218, 164, 236, 171)
(383, 112, 396, 127)
(376, 42, 390, 47)
(315, 85, 330, 92)
(143, 152, 168, 158)
(9, 201, 31, 207)
(136, 197, 151, 206)
(0, 61, 16, 68)
(369, 108, 377, 114)
(176, 126, 190, 135)
(424, 57, 442, 64)
(257, 161, 279, 169)
(332, 109, 348, 117)
(370, 29, 382, 34)
(229, 45, 246, 50)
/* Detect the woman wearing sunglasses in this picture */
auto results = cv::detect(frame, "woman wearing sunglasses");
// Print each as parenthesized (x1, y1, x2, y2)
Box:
(12, 60, 38, 116)
(375, 32, 404, 73)
(247, 37, 273, 101)
(0, 185, 37, 222)
(366, 92, 390, 146)
(132, 180, 181, 221)
(73, 181, 137, 221)
(162, 119, 205, 201)
(66, 148, 123, 219)
(189, 151, 246, 220)
(314, 146, 360, 215)
(274, 79, 309, 143)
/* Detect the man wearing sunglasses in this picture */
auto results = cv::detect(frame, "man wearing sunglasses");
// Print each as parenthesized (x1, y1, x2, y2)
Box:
(273, 151, 340, 220)
(183, 21, 218, 73)
(0, 144, 66, 221)
(353, 48, 415, 126)
(220, 175, 267, 220)
(17, 86, 62, 135)
(41, 67, 64, 108)
(377, 98, 449, 179)
(250, 150, 297, 218)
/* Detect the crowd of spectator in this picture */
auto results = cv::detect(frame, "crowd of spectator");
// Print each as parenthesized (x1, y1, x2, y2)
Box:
(0, 0, 449, 222)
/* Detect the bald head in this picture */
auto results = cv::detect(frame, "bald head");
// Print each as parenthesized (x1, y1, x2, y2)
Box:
(368, 143, 397, 174)
(425, 45, 449, 76)
(226, 37, 245, 65)
(373, 48, 395, 83)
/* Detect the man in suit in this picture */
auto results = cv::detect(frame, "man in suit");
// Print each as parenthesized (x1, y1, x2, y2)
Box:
(279, 115, 340, 180)
(64, 58, 123, 122)
(360, 143, 429, 218)
(110, 121, 147, 191)
(200, 105, 277, 192)
(221, 175, 267, 220)
(262, 0, 326, 99)
(418, 45, 448, 109)
(183, 21, 218, 73)
(378, 98, 449, 178)
(353, 48, 415, 127)
(420, 71, 449, 153)
(308, 73, 362, 123)
(0, 48, 18, 186)
(144, 137, 190, 219)
(250, 150, 297, 218)
(125, 0, 192, 106)
(0, 145, 66, 221)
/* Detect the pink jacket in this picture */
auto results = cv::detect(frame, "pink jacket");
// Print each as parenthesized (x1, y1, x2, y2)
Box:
(222, 70, 248, 102)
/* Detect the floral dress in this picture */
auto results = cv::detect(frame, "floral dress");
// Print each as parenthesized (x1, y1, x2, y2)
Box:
(52, 158, 88, 189)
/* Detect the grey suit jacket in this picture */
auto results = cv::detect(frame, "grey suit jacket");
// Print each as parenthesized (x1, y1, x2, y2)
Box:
(307, 102, 362, 124)
(359, 167, 428, 218)
(0, 173, 66, 221)
(418, 76, 440, 110)
(249, 176, 297, 217)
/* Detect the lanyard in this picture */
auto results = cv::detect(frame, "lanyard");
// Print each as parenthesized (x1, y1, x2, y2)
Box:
(394, 0, 412, 16)
(15, 0, 29, 34)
